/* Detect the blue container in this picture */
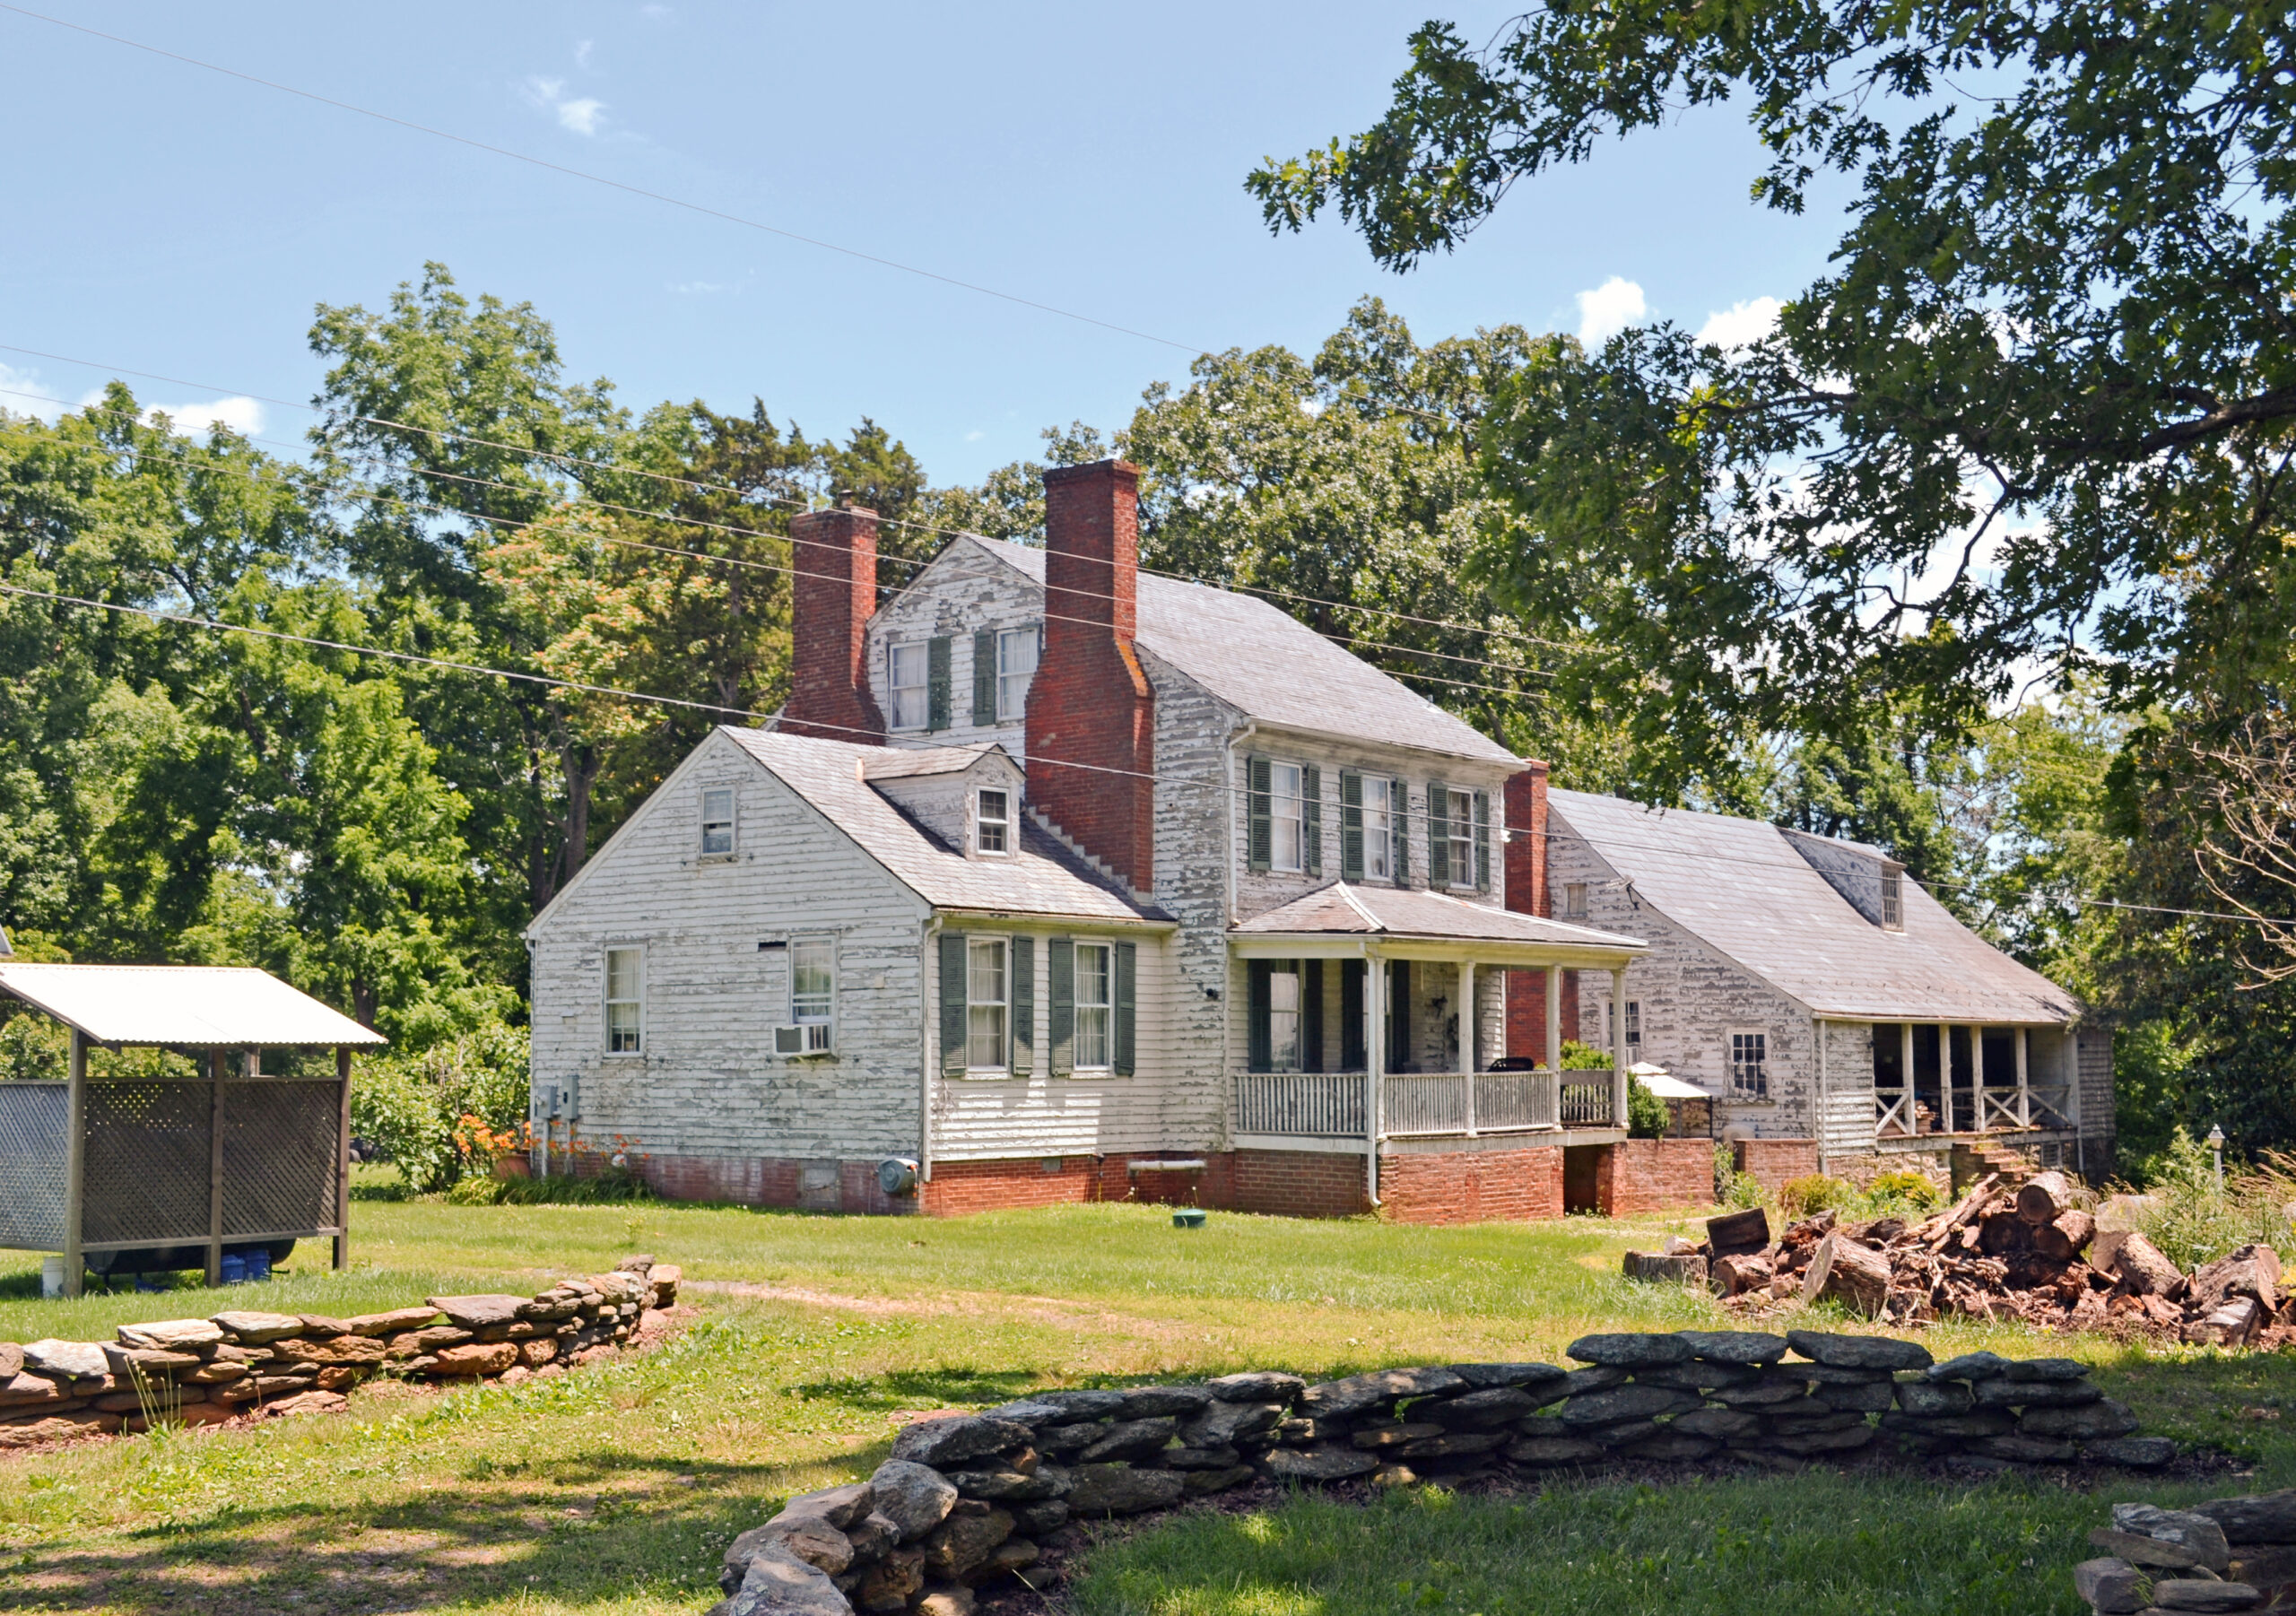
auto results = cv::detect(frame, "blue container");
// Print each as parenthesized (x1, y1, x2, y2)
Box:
(247, 1248, 272, 1282)
(1172, 1208, 1207, 1229)
(219, 1253, 248, 1285)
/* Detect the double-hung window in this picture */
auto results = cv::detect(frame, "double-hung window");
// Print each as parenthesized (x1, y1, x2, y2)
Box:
(1625, 1001, 1641, 1051)
(996, 627, 1038, 718)
(978, 788, 1010, 854)
(1729, 1030, 1769, 1099)
(1562, 882, 1588, 919)
(889, 643, 929, 730)
(1266, 967, 1302, 1072)
(1074, 943, 1112, 1069)
(1362, 777, 1395, 880)
(604, 946, 643, 1054)
(1445, 794, 1474, 889)
(785, 938, 835, 1053)
(700, 787, 735, 856)
(966, 938, 1007, 1070)
(1269, 763, 1305, 873)
(1881, 869, 1904, 930)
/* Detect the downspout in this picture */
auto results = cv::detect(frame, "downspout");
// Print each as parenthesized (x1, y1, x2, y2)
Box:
(1222, 723, 1255, 1177)
(1813, 1016, 1828, 1175)
(920, 915, 940, 1197)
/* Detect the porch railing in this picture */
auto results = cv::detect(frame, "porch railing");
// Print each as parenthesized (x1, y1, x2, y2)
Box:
(1233, 1073, 1366, 1138)
(1233, 1070, 1575, 1139)
(1874, 1085, 2075, 1136)
(1561, 1079, 1613, 1127)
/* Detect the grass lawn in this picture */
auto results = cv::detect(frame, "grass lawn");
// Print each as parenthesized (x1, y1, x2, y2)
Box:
(0, 1179, 2292, 1615)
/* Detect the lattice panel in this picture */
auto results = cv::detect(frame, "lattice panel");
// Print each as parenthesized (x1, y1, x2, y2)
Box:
(82, 1082, 213, 1246)
(0, 1084, 68, 1250)
(222, 1082, 339, 1237)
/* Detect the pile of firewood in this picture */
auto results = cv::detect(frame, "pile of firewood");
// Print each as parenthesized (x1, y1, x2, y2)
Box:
(1669, 1173, 2287, 1346)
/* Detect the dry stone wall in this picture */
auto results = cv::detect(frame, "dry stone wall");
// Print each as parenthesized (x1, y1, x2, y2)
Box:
(0, 1256, 681, 1447)
(714, 1328, 2172, 1616)
(2074, 1489, 2296, 1613)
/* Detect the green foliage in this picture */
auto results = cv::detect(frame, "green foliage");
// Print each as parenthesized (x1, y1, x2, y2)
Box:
(1778, 1174, 1853, 1221)
(1866, 1171, 1944, 1212)
(1559, 1038, 1612, 1070)
(2122, 1128, 2295, 1273)
(497, 1166, 655, 1205)
(1625, 1077, 1669, 1139)
(350, 1019, 529, 1193)
(0, 1014, 65, 1082)
(1713, 1143, 1763, 1210)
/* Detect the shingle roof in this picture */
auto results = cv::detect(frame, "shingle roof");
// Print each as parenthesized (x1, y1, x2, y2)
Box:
(1232, 882, 1645, 956)
(969, 538, 1519, 766)
(721, 728, 1166, 924)
(1547, 788, 2081, 1023)
(859, 743, 1001, 780)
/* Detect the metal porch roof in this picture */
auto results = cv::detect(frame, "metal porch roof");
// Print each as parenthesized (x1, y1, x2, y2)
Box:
(0, 964, 386, 1048)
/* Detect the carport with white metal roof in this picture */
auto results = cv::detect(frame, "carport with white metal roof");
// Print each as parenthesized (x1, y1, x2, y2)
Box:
(0, 960, 385, 1297)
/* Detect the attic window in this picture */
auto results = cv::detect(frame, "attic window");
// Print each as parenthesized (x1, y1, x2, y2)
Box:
(700, 787, 735, 856)
(1881, 869, 1904, 930)
(1562, 882, 1588, 919)
(978, 788, 1010, 855)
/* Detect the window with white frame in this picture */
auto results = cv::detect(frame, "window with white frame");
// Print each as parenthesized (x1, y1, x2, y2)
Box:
(1362, 777, 1395, 880)
(790, 938, 834, 1030)
(1881, 869, 1904, 930)
(1269, 762, 1305, 873)
(1563, 882, 1587, 918)
(1728, 1030, 1769, 1099)
(1445, 792, 1474, 888)
(977, 788, 1010, 854)
(1626, 1000, 1641, 1049)
(604, 946, 643, 1054)
(889, 642, 929, 729)
(966, 938, 1007, 1069)
(1266, 965, 1302, 1072)
(700, 787, 735, 856)
(996, 626, 1038, 719)
(1074, 942, 1113, 1069)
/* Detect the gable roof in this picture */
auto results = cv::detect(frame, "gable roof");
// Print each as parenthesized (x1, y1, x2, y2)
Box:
(1233, 882, 1645, 957)
(1546, 788, 2080, 1024)
(721, 728, 1166, 924)
(961, 537, 1518, 767)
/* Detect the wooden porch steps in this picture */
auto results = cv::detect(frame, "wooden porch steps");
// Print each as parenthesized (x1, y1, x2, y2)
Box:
(1951, 1136, 2039, 1193)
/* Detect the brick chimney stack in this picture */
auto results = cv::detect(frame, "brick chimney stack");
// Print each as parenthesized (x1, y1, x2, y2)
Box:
(1504, 761, 1578, 1056)
(784, 505, 885, 743)
(1026, 460, 1155, 894)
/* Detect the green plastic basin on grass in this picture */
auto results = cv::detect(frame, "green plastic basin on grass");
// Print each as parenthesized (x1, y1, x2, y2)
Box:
(1172, 1208, 1207, 1229)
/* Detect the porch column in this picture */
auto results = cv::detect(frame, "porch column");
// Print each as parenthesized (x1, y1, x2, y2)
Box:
(2015, 1026, 2030, 1128)
(1364, 951, 1385, 1208)
(1460, 960, 1477, 1136)
(1610, 967, 1629, 1128)
(206, 1048, 227, 1288)
(1901, 1022, 1917, 1132)
(1544, 967, 1561, 1074)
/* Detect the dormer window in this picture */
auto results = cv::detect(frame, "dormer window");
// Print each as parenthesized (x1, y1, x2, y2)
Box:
(978, 788, 1010, 854)
(1881, 869, 1904, 930)
(700, 787, 735, 856)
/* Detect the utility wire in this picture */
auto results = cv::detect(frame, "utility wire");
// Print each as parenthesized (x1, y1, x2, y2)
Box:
(0, 4, 1208, 357)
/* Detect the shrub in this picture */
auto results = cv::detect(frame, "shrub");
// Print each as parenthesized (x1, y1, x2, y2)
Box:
(0, 1014, 66, 1082)
(1865, 1169, 1944, 1212)
(1559, 1039, 1612, 1070)
(499, 1165, 654, 1204)
(2121, 1127, 2296, 1272)
(1625, 1077, 1669, 1139)
(1712, 1142, 1762, 1209)
(350, 1016, 529, 1192)
(1778, 1173, 1853, 1221)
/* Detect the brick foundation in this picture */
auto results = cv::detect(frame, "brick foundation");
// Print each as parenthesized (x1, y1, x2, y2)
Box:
(1596, 1138, 1714, 1214)
(1376, 1144, 1564, 1224)
(1732, 1137, 1820, 1195)
(1217, 1150, 1371, 1219)
(636, 1153, 913, 1215)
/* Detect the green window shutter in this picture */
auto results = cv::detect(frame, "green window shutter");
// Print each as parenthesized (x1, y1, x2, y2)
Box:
(1010, 935, 1035, 1077)
(1048, 937, 1074, 1077)
(937, 931, 967, 1075)
(1247, 960, 1272, 1073)
(1339, 771, 1363, 882)
(1340, 960, 1366, 1070)
(1428, 782, 1450, 887)
(1474, 790, 1492, 891)
(927, 636, 952, 732)
(1247, 755, 1272, 873)
(971, 630, 996, 726)
(1113, 942, 1136, 1076)
(1301, 764, 1322, 876)
(1387, 959, 1412, 1071)
(1302, 959, 1325, 1073)
(1394, 781, 1409, 882)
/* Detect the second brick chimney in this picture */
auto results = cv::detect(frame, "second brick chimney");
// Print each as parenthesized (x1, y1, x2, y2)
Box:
(1025, 460, 1155, 895)
(784, 505, 885, 743)
(1504, 760, 1579, 1055)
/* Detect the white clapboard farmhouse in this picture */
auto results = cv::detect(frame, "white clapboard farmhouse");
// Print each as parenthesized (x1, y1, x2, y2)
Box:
(525, 458, 2112, 1219)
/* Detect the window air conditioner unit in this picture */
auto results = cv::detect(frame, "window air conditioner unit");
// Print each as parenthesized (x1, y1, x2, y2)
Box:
(775, 1023, 833, 1056)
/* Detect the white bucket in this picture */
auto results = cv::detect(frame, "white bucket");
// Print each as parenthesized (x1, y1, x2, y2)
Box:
(40, 1255, 65, 1299)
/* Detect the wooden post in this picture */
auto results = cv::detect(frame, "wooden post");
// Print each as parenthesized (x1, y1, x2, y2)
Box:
(1610, 967, 1629, 1128)
(1459, 960, 1477, 1136)
(1901, 1022, 1917, 1132)
(334, 1046, 352, 1271)
(63, 1030, 84, 1299)
(1544, 966, 1561, 1076)
(1814, 1019, 1829, 1173)
(1364, 951, 1385, 1208)
(2015, 1026, 2031, 1128)
(205, 1048, 226, 1287)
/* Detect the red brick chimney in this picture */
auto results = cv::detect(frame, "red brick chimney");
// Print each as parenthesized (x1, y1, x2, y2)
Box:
(1504, 761, 1579, 1055)
(1026, 460, 1155, 894)
(784, 506, 885, 743)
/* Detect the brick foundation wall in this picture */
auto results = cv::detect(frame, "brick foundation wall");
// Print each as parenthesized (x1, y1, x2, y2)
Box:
(1027, 461, 1155, 892)
(1732, 1137, 1820, 1195)
(1377, 1144, 1564, 1224)
(784, 506, 886, 743)
(1214, 1149, 1370, 1218)
(1596, 1138, 1713, 1214)
(636, 1153, 911, 1215)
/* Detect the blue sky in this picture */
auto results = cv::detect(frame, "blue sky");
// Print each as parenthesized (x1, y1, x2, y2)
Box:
(1, 2, 1853, 487)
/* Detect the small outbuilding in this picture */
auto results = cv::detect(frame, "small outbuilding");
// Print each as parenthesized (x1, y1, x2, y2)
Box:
(0, 958, 384, 1296)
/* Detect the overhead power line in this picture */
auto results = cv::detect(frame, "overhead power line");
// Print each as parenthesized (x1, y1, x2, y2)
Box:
(0, 4, 1209, 357)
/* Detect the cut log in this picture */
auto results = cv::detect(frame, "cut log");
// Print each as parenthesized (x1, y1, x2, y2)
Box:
(2034, 1211, 2097, 1264)
(2091, 1227, 2132, 1274)
(1707, 1207, 1772, 1257)
(1622, 1251, 1709, 1285)
(2107, 1231, 2187, 1298)
(1924, 1174, 2000, 1248)
(2016, 1170, 2074, 1225)
(2192, 1244, 2283, 1311)
(1801, 1230, 1892, 1317)
(1710, 1252, 1774, 1298)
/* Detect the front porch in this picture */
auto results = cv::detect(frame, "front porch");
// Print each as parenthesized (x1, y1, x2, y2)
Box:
(1866, 1021, 2078, 1142)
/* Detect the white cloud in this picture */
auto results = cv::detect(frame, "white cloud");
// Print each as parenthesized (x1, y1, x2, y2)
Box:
(0, 364, 68, 421)
(670, 279, 728, 295)
(963, 430, 985, 443)
(1696, 296, 1784, 351)
(575, 39, 595, 68)
(556, 98, 606, 135)
(521, 75, 607, 136)
(137, 396, 265, 437)
(639, 4, 672, 17)
(1575, 276, 1648, 345)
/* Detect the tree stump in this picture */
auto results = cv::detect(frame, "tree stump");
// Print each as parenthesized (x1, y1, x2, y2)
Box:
(1801, 1231, 1892, 1316)
(1706, 1207, 1772, 1257)
(2016, 1170, 2074, 1225)
(2034, 1210, 2096, 1264)
(1622, 1251, 1709, 1285)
